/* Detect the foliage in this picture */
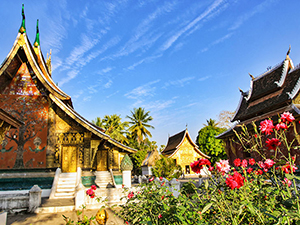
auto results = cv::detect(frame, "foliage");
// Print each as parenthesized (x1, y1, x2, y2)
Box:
(126, 107, 154, 143)
(196, 119, 227, 165)
(117, 179, 203, 225)
(128, 137, 158, 175)
(63, 185, 106, 225)
(152, 156, 182, 179)
(92, 114, 129, 144)
(118, 112, 300, 224)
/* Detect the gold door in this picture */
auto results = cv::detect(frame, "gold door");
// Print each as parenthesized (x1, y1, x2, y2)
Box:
(97, 150, 108, 171)
(62, 146, 77, 172)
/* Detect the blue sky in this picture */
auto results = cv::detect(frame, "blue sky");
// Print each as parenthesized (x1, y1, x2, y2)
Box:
(1, 0, 300, 147)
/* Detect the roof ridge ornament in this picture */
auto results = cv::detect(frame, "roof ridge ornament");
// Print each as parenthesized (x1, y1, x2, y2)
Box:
(286, 45, 291, 60)
(249, 73, 255, 80)
(19, 4, 26, 33)
(34, 20, 40, 47)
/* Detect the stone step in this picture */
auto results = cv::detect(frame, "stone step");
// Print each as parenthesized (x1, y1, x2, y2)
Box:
(56, 188, 75, 192)
(54, 192, 74, 198)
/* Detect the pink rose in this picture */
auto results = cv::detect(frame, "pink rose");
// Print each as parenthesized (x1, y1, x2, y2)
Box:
(216, 159, 231, 173)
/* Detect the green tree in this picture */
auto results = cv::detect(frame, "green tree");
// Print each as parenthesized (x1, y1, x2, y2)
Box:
(92, 117, 103, 127)
(128, 137, 158, 175)
(152, 156, 182, 179)
(196, 119, 227, 165)
(92, 114, 129, 144)
(126, 107, 154, 144)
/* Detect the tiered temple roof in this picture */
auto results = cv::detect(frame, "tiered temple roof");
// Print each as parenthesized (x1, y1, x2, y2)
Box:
(0, 4, 136, 153)
(218, 48, 300, 139)
(161, 129, 209, 158)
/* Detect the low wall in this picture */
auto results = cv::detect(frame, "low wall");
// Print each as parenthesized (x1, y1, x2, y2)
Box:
(0, 185, 42, 213)
(0, 193, 29, 213)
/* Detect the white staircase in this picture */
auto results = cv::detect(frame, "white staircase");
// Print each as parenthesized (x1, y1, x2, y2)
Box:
(54, 172, 77, 199)
(94, 171, 114, 188)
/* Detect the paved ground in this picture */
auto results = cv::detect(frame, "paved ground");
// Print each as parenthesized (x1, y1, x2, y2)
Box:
(7, 207, 126, 225)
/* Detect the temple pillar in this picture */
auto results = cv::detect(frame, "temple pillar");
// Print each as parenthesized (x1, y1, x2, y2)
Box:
(83, 132, 92, 169)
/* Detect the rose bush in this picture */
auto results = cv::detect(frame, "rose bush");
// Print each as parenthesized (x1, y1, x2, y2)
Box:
(117, 112, 300, 224)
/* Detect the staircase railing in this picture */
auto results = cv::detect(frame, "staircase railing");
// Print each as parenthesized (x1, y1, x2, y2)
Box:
(49, 167, 61, 199)
(109, 169, 117, 188)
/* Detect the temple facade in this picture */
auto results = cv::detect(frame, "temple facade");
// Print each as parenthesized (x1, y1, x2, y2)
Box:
(0, 5, 136, 172)
(161, 129, 209, 175)
(217, 48, 300, 165)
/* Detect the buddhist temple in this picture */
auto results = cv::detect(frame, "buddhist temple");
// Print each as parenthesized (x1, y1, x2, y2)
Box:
(0, 5, 136, 195)
(161, 129, 209, 175)
(217, 47, 300, 165)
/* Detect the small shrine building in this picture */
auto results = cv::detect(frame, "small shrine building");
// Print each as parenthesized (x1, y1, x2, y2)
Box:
(217, 48, 300, 165)
(0, 5, 136, 173)
(161, 129, 209, 175)
(141, 149, 161, 176)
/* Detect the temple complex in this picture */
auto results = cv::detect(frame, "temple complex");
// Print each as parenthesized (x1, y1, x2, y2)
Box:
(161, 129, 209, 175)
(217, 48, 300, 165)
(0, 5, 136, 174)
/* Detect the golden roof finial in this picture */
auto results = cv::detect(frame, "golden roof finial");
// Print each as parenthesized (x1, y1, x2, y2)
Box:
(238, 87, 244, 94)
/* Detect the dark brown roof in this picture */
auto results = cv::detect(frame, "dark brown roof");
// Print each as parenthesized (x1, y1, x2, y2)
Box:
(161, 129, 209, 158)
(232, 56, 298, 122)
(161, 130, 186, 156)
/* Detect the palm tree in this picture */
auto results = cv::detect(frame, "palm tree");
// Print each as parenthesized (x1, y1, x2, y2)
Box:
(204, 119, 218, 128)
(102, 114, 129, 144)
(92, 117, 104, 128)
(126, 107, 154, 144)
(92, 115, 129, 144)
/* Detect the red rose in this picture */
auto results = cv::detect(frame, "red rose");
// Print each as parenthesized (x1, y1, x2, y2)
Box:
(264, 159, 275, 169)
(128, 192, 134, 199)
(280, 112, 295, 123)
(233, 158, 241, 167)
(149, 177, 154, 182)
(266, 138, 281, 150)
(158, 214, 162, 219)
(91, 185, 97, 190)
(241, 159, 248, 168)
(226, 172, 245, 190)
(275, 122, 288, 130)
(247, 167, 253, 173)
(249, 158, 255, 166)
(259, 119, 274, 135)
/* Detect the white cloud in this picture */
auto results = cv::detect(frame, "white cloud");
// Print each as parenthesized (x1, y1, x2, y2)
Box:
(124, 80, 160, 99)
(198, 76, 210, 82)
(140, 99, 175, 112)
(161, 0, 225, 51)
(163, 76, 195, 88)
(229, 0, 275, 31)
(106, 91, 119, 98)
(126, 54, 162, 70)
(104, 80, 113, 88)
(200, 33, 233, 52)
(59, 69, 79, 86)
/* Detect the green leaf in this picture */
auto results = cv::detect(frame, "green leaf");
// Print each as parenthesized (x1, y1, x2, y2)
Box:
(201, 202, 213, 214)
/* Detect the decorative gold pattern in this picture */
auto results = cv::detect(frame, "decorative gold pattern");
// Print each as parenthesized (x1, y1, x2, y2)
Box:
(170, 137, 205, 175)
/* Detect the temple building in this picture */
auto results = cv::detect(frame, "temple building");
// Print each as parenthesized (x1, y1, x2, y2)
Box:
(141, 149, 161, 176)
(217, 48, 300, 165)
(0, 5, 136, 174)
(161, 129, 209, 175)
